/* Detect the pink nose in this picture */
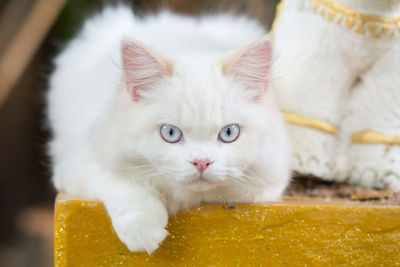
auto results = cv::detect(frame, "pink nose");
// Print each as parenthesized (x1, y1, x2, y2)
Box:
(192, 159, 212, 173)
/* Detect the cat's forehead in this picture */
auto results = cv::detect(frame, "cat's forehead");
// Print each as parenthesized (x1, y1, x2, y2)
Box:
(156, 62, 240, 130)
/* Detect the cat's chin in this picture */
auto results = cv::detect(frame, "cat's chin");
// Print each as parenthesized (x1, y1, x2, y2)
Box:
(185, 175, 219, 192)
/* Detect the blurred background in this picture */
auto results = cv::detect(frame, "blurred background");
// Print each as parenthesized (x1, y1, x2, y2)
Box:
(0, 0, 278, 266)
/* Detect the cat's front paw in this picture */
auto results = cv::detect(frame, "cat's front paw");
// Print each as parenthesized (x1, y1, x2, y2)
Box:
(122, 226, 169, 254)
(112, 212, 169, 254)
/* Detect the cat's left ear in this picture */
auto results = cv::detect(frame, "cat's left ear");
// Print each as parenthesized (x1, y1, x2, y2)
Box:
(220, 36, 272, 100)
(122, 39, 174, 101)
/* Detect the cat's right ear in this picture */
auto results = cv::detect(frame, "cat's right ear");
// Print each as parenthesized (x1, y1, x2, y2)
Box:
(122, 39, 173, 101)
(220, 36, 272, 101)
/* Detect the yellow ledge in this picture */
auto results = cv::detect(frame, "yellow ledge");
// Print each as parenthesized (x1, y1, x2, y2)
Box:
(55, 194, 400, 266)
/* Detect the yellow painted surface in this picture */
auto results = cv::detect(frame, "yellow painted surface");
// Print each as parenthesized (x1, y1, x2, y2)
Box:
(55, 194, 400, 266)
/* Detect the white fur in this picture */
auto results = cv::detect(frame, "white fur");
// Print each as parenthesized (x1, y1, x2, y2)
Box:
(272, 0, 400, 189)
(47, 6, 290, 254)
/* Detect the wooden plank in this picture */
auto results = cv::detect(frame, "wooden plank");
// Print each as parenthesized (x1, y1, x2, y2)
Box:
(54, 194, 400, 266)
(0, 0, 67, 107)
(0, 0, 35, 55)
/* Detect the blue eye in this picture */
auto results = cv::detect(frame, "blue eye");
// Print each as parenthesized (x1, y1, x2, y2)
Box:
(160, 124, 183, 143)
(218, 124, 240, 143)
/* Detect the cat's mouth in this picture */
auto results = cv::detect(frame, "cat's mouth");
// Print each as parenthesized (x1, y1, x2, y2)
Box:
(189, 174, 211, 184)
(185, 174, 219, 191)
(185, 172, 220, 186)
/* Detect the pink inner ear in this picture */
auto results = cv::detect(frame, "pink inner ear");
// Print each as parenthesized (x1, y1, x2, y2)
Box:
(122, 40, 167, 101)
(225, 39, 272, 96)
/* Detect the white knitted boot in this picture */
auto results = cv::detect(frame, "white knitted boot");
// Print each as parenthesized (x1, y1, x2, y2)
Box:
(335, 44, 400, 190)
(272, 0, 365, 179)
(273, 0, 400, 186)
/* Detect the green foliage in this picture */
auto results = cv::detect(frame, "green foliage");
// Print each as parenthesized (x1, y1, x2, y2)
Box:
(52, 0, 101, 43)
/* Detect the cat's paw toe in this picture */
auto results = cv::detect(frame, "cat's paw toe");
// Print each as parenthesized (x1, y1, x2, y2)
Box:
(113, 213, 169, 254)
(123, 226, 169, 254)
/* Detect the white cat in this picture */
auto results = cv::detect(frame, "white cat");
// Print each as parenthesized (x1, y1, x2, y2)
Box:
(47, 6, 290, 254)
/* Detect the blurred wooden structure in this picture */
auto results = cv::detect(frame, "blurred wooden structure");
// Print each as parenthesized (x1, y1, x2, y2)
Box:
(0, 0, 67, 106)
(55, 194, 400, 266)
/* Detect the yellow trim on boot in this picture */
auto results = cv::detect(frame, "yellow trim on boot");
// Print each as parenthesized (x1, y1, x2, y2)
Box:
(352, 130, 400, 145)
(271, 0, 400, 38)
(308, 0, 400, 38)
(282, 111, 339, 135)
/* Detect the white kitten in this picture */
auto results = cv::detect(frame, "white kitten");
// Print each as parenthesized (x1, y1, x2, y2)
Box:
(47, 6, 290, 254)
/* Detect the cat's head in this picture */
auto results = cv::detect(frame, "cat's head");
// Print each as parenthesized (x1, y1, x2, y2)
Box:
(100, 36, 283, 192)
